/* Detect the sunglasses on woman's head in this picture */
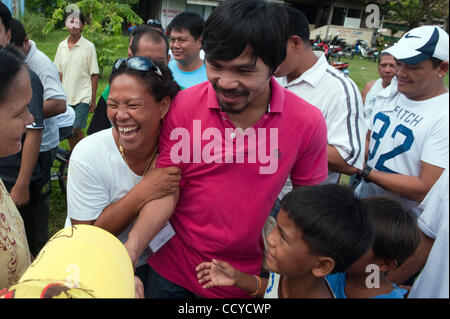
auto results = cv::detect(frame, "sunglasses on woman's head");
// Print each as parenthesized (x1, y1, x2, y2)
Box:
(113, 56, 163, 79)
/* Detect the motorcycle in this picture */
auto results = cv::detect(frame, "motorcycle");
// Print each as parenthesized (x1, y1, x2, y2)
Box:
(331, 60, 350, 75)
(352, 39, 378, 62)
(327, 44, 342, 61)
(311, 34, 329, 56)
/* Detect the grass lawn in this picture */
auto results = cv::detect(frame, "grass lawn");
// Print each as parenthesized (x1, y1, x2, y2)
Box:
(39, 31, 448, 237)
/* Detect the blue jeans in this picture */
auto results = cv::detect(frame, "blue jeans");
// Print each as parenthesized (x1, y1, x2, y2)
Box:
(143, 265, 201, 299)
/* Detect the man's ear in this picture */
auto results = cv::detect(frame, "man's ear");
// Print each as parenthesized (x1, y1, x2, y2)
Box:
(377, 258, 398, 272)
(289, 35, 303, 50)
(6, 28, 11, 44)
(127, 36, 133, 58)
(160, 96, 171, 120)
(438, 61, 449, 77)
(312, 257, 335, 277)
(196, 36, 202, 50)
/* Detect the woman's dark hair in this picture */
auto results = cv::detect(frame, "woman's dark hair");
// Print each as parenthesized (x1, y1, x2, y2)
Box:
(0, 2, 12, 32)
(362, 197, 420, 266)
(281, 184, 374, 274)
(0, 48, 26, 105)
(202, 0, 288, 75)
(109, 58, 180, 102)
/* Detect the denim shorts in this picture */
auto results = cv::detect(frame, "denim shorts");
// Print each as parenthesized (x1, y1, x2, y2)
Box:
(71, 102, 90, 129)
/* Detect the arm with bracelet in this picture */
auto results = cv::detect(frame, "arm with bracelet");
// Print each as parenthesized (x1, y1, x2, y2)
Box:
(196, 259, 268, 298)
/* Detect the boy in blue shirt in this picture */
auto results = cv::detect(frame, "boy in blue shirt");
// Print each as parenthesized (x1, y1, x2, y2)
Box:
(196, 184, 374, 298)
(327, 197, 420, 298)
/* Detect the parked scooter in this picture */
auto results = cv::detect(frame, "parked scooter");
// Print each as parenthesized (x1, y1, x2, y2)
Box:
(331, 60, 350, 75)
(327, 44, 342, 61)
(311, 34, 329, 56)
(351, 39, 378, 62)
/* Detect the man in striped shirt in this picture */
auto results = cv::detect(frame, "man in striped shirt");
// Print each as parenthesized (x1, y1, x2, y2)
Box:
(274, 6, 366, 200)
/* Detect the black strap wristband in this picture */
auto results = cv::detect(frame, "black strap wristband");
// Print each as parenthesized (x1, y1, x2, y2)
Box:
(360, 165, 372, 182)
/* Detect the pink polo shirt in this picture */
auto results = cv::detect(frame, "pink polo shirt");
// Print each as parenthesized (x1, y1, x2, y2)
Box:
(151, 78, 328, 298)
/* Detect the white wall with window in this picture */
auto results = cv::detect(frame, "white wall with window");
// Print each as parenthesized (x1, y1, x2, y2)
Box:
(160, 0, 218, 28)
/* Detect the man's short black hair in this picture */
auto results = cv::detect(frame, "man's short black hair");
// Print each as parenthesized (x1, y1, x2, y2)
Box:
(167, 11, 204, 40)
(362, 197, 421, 267)
(10, 18, 27, 47)
(430, 57, 444, 69)
(202, 0, 288, 75)
(284, 5, 310, 44)
(281, 184, 374, 274)
(130, 25, 169, 56)
(0, 2, 12, 31)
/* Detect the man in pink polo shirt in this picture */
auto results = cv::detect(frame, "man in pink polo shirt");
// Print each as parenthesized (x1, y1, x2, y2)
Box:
(125, 0, 328, 298)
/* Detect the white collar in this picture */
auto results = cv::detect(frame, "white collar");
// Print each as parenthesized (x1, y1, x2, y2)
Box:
(24, 39, 37, 64)
(279, 51, 328, 88)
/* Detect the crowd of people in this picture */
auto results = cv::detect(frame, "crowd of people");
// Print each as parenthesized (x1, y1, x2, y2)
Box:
(0, 0, 448, 299)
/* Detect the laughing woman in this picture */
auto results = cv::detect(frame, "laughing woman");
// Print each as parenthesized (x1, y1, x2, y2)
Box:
(0, 49, 34, 289)
(66, 57, 181, 295)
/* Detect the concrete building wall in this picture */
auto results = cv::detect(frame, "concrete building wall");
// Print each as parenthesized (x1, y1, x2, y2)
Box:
(310, 24, 374, 45)
(159, 0, 217, 28)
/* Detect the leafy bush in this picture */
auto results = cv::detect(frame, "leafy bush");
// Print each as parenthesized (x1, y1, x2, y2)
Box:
(22, 11, 49, 39)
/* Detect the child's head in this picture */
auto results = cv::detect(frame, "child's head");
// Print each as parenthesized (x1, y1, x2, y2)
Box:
(347, 197, 420, 274)
(266, 184, 374, 278)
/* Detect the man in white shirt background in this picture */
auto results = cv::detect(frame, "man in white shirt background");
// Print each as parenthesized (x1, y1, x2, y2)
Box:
(273, 6, 366, 205)
(54, 10, 99, 150)
(355, 25, 449, 217)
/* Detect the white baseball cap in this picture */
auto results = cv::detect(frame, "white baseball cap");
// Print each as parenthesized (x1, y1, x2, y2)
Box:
(383, 25, 449, 64)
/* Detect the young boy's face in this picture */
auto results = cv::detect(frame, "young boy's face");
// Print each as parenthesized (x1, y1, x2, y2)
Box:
(266, 209, 319, 277)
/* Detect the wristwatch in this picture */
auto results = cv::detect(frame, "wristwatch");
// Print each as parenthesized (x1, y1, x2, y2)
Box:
(358, 165, 373, 182)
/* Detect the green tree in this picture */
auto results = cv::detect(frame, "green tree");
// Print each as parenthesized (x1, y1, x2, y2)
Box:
(380, 0, 449, 30)
(44, 0, 143, 75)
(26, 0, 58, 17)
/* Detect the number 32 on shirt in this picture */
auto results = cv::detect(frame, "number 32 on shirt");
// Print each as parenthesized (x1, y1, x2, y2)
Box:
(368, 112, 414, 174)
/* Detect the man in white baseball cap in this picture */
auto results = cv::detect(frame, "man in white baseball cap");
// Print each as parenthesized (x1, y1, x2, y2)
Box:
(384, 25, 448, 65)
(355, 25, 448, 227)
